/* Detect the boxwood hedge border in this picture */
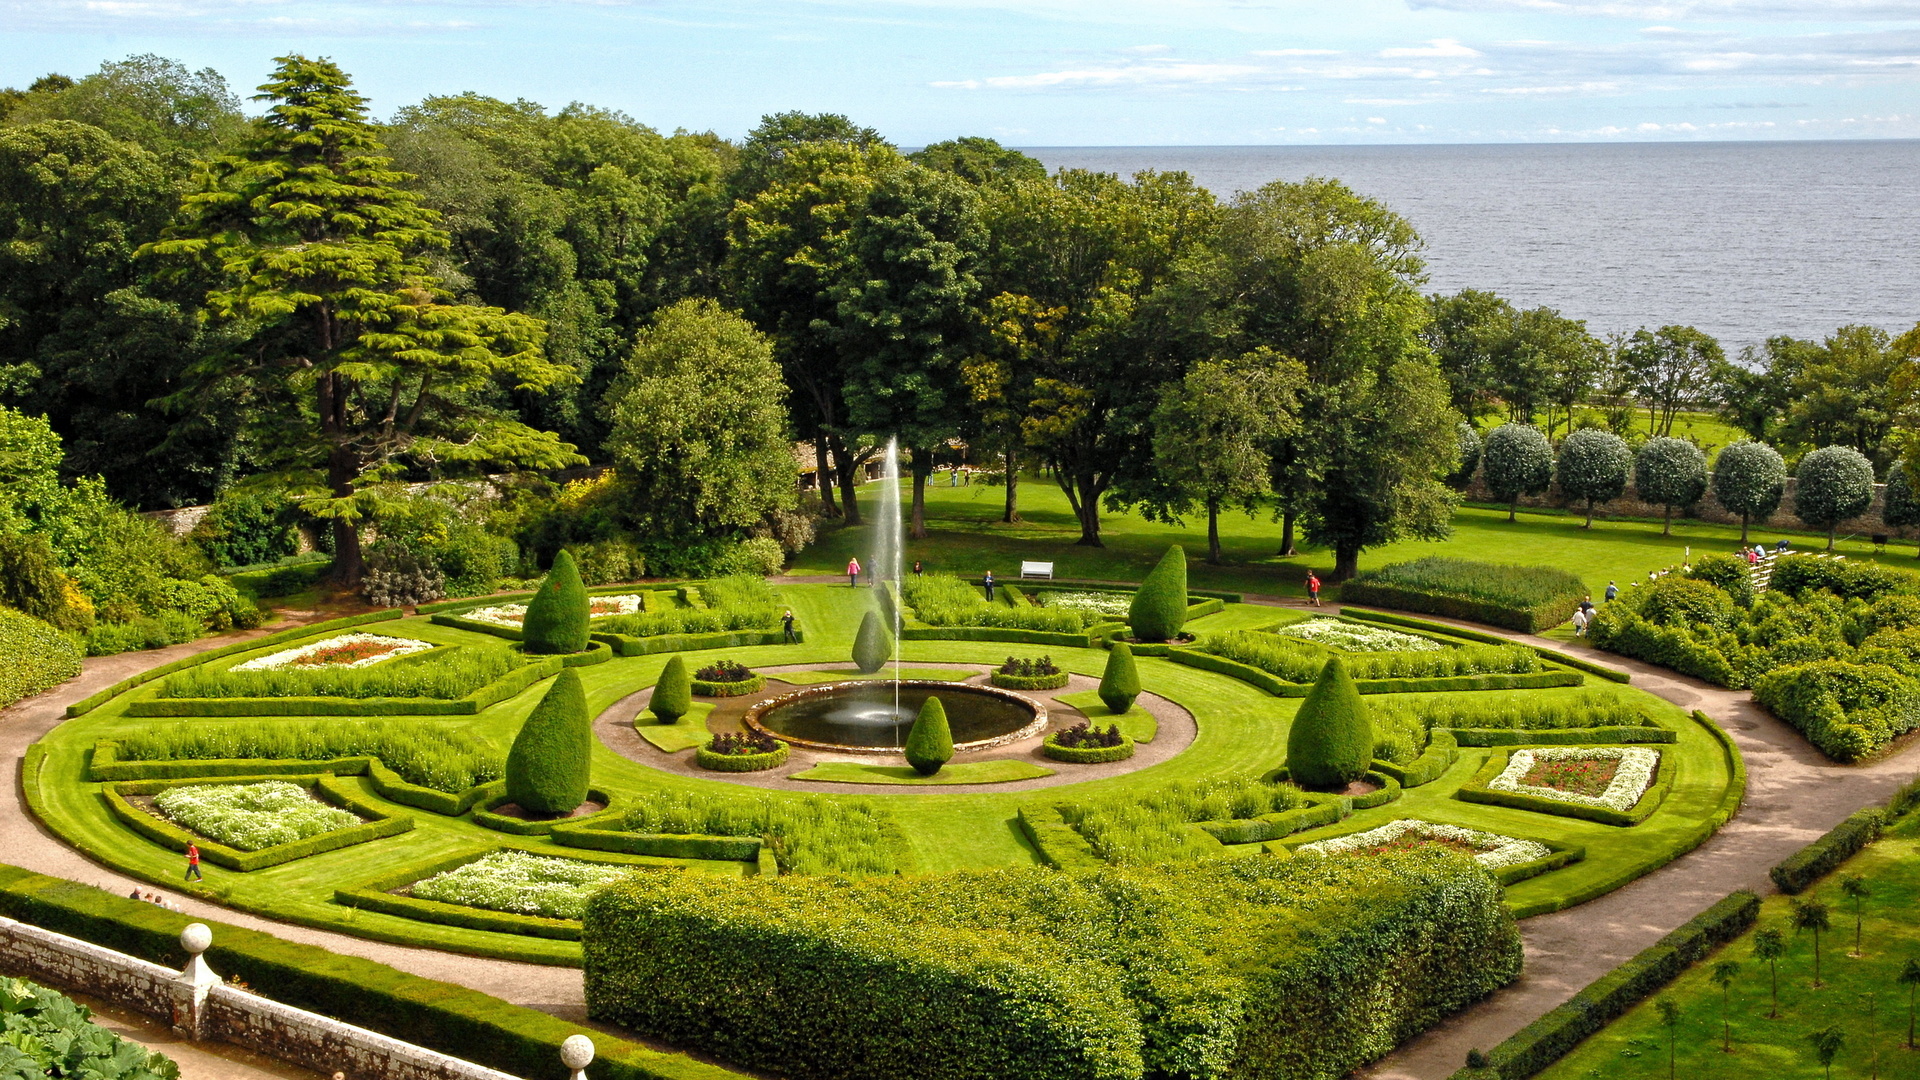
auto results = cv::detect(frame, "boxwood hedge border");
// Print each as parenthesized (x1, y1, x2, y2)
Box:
(124, 653, 564, 718)
(1039, 733, 1135, 763)
(1454, 746, 1677, 827)
(472, 789, 626, 837)
(101, 774, 413, 872)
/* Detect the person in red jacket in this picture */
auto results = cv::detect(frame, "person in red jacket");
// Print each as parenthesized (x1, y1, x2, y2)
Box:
(185, 843, 203, 882)
(1306, 572, 1322, 607)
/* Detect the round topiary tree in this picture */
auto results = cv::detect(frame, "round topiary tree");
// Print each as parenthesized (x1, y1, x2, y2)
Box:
(904, 695, 953, 776)
(1099, 642, 1141, 714)
(852, 609, 893, 674)
(522, 549, 589, 654)
(1447, 421, 1483, 489)
(1284, 657, 1373, 792)
(1130, 545, 1189, 643)
(1712, 440, 1787, 544)
(1556, 428, 1632, 528)
(651, 655, 692, 723)
(1882, 458, 1920, 557)
(505, 668, 590, 815)
(1794, 445, 1876, 551)
(1482, 423, 1554, 522)
(1635, 436, 1708, 537)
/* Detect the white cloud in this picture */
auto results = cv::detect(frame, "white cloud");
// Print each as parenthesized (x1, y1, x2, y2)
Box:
(1253, 48, 1342, 56)
(1367, 115, 1389, 121)
(1406, 0, 1920, 20)
(933, 60, 1269, 89)
(1380, 37, 1482, 57)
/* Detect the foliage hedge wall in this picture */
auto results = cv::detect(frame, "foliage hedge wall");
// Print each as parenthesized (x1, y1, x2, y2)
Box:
(583, 852, 1521, 1080)
(1337, 557, 1586, 633)
(0, 605, 82, 709)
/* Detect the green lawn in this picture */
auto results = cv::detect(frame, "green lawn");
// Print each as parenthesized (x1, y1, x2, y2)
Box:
(789, 760, 1056, 785)
(26, 584, 1740, 961)
(1541, 815, 1920, 1080)
(793, 479, 1919, 604)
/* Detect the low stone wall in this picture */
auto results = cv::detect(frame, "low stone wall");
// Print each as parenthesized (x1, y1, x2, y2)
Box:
(1464, 472, 1915, 542)
(0, 915, 537, 1080)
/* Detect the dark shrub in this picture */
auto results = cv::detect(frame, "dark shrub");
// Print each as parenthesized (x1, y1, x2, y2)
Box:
(905, 696, 954, 776)
(1099, 642, 1141, 713)
(651, 656, 691, 723)
(1053, 723, 1124, 749)
(522, 550, 589, 654)
(852, 610, 892, 674)
(1285, 658, 1373, 791)
(0, 605, 82, 709)
(1129, 546, 1188, 642)
(504, 670, 590, 815)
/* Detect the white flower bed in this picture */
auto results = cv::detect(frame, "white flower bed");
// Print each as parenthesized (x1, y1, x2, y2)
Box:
(231, 633, 434, 672)
(1038, 591, 1133, 618)
(1489, 747, 1661, 812)
(1273, 619, 1444, 653)
(409, 850, 634, 920)
(464, 594, 644, 627)
(152, 781, 360, 851)
(1297, 819, 1550, 870)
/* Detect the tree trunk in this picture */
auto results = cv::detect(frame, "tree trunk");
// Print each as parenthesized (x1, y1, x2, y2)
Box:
(909, 447, 930, 540)
(1584, 499, 1595, 528)
(1059, 471, 1103, 547)
(1206, 500, 1222, 565)
(1002, 446, 1020, 523)
(1662, 505, 1672, 537)
(1740, 514, 1750, 544)
(1509, 499, 1518, 523)
(814, 436, 839, 518)
(1278, 510, 1297, 557)
(1829, 524, 1837, 551)
(1333, 544, 1360, 580)
(828, 436, 864, 526)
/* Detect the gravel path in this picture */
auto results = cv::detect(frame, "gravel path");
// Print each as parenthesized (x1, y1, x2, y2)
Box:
(7, 593, 1919, 1080)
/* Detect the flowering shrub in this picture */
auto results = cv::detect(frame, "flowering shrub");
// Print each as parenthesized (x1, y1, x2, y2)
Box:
(231, 633, 434, 672)
(464, 603, 529, 627)
(586, 595, 646, 617)
(411, 850, 633, 920)
(1272, 618, 1444, 653)
(1052, 722, 1125, 749)
(152, 781, 359, 851)
(1297, 819, 1549, 870)
(1489, 747, 1660, 812)
(695, 659, 755, 683)
(707, 731, 781, 756)
(1035, 591, 1132, 619)
(998, 656, 1060, 678)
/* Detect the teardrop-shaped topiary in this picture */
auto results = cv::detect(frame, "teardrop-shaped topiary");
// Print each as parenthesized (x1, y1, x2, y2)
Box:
(905, 695, 954, 776)
(651, 655, 691, 723)
(1285, 657, 1374, 792)
(853, 609, 893, 674)
(1099, 642, 1140, 714)
(1129, 546, 1188, 643)
(522, 550, 589, 654)
(505, 669, 591, 814)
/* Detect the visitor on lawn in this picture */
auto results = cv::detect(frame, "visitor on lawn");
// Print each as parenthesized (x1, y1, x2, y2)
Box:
(1572, 607, 1589, 636)
(1605, 580, 1618, 601)
(847, 557, 861, 588)
(984, 570, 996, 601)
(782, 609, 797, 643)
(184, 843, 202, 882)
(1306, 572, 1322, 607)
(913, 561, 923, 576)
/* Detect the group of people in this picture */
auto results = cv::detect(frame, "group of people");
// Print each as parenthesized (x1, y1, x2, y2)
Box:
(128, 887, 182, 912)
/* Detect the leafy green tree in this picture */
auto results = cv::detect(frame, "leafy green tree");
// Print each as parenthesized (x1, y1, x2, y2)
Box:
(852, 610, 892, 674)
(1882, 458, 1920, 557)
(1098, 642, 1140, 714)
(1130, 546, 1189, 642)
(1806, 1024, 1845, 1080)
(522, 550, 589, 653)
(1899, 957, 1920, 1048)
(1482, 423, 1553, 522)
(651, 656, 691, 723)
(1793, 898, 1833, 988)
(1423, 289, 1513, 421)
(601, 299, 796, 541)
(1841, 875, 1871, 955)
(1713, 440, 1787, 543)
(909, 137, 1046, 187)
(1711, 960, 1741, 1053)
(1285, 658, 1372, 791)
(146, 56, 581, 583)
(1782, 325, 1903, 466)
(1448, 421, 1482, 488)
(1714, 338, 1815, 443)
(1635, 437, 1708, 537)
(1793, 445, 1876, 550)
(1556, 428, 1631, 527)
(1620, 326, 1723, 438)
(505, 669, 590, 815)
(5, 54, 243, 160)
(1130, 350, 1304, 563)
(1523, 308, 1608, 439)
(1655, 998, 1680, 1079)
(904, 695, 954, 776)
(1754, 927, 1785, 1018)
(0, 407, 66, 535)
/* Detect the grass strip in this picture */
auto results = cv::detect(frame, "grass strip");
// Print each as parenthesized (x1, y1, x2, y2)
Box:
(1053, 690, 1159, 742)
(790, 760, 1054, 785)
(634, 703, 715, 753)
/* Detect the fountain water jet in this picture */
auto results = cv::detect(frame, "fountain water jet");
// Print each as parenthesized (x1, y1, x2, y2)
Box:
(874, 438, 904, 742)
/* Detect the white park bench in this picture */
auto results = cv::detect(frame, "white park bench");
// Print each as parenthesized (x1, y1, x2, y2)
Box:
(1020, 561, 1054, 580)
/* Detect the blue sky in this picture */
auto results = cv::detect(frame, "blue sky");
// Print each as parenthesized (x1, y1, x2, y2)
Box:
(4, 0, 1918, 144)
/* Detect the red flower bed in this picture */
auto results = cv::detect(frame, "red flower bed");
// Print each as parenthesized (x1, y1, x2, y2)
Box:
(1519, 756, 1619, 797)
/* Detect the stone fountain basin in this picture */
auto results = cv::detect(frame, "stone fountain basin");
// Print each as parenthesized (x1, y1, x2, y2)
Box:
(743, 680, 1048, 754)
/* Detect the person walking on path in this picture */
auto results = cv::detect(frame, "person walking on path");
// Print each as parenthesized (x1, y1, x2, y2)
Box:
(847, 557, 861, 588)
(913, 561, 923, 577)
(1306, 572, 1322, 607)
(1571, 607, 1590, 636)
(781, 609, 797, 644)
(184, 843, 202, 882)
(983, 570, 996, 602)
(1605, 580, 1618, 602)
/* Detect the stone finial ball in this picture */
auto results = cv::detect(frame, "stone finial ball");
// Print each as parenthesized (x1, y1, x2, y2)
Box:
(180, 923, 212, 955)
(560, 1035, 595, 1071)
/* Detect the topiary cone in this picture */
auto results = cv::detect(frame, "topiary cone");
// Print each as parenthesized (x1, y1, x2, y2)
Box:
(853, 609, 893, 674)
(1130, 545, 1189, 643)
(1285, 657, 1374, 792)
(905, 695, 953, 776)
(651, 655, 691, 723)
(1099, 642, 1140, 714)
(523, 549, 590, 654)
(505, 668, 591, 815)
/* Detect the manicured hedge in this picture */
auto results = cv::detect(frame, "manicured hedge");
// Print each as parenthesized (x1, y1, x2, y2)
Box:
(594, 628, 800, 656)
(368, 762, 503, 816)
(1453, 891, 1760, 1080)
(551, 826, 763, 862)
(103, 775, 413, 871)
(1769, 806, 1884, 894)
(1040, 733, 1134, 763)
(1370, 729, 1458, 788)
(1455, 748, 1675, 826)
(899, 625, 1094, 648)
(1446, 726, 1676, 747)
(583, 852, 1522, 1080)
(690, 673, 765, 697)
(334, 845, 680, 941)
(990, 670, 1070, 691)
(124, 655, 562, 717)
(1165, 648, 1582, 697)
(0, 605, 82, 709)
(1340, 608, 1632, 683)
(1193, 800, 1341, 844)
(1015, 805, 1107, 870)
(65, 611, 406, 718)
(473, 789, 623, 837)
(695, 743, 789, 772)
(1751, 660, 1917, 762)
(87, 746, 503, 816)
(0, 865, 743, 1080)
(1338, 558, 1586, 634)
(558, 640, 614, 667)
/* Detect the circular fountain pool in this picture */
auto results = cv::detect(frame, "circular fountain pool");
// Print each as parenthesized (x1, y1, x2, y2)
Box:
(744, 680, 1047, 754)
